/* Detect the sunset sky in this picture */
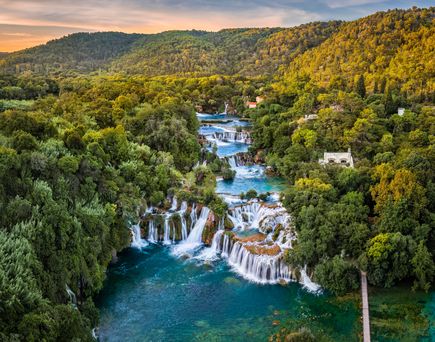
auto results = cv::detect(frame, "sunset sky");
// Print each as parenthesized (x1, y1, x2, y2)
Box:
(0, 0, 432, 52)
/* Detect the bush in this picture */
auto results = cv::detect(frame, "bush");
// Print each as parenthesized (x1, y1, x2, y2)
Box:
(314, 256, 360, 295)
(245, 189, 258, 200)
(222, 167, 236, 180)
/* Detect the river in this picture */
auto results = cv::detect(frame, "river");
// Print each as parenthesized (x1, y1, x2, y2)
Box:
(96, 112, 433, 341)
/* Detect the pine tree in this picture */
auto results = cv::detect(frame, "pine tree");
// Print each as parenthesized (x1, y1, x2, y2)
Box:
(380, 77, 387, 94)
(373, 80, 378, 94)
(356, 75, 366, 98)
(383, 88, 396, 115)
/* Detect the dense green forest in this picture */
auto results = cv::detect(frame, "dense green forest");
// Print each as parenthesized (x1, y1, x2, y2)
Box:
(0, 6, 433, 341)
(0, 22, 341, 77)
(0, 32, 143, 75)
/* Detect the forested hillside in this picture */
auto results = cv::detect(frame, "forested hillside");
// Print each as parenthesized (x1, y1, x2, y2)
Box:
(277, 7, 434, 102)
(0, 32, 143, 75)
(0, 75, 232, 340)
(0, 22, 342, 77)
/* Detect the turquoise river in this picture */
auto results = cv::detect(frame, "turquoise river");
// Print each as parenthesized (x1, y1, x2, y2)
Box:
(97, 113, 434, 341)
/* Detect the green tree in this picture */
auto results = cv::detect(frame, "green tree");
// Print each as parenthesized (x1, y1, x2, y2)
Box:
(411, 242, 434, 292)
(314, 256, 360, 295)
(356, 75, 366, 98)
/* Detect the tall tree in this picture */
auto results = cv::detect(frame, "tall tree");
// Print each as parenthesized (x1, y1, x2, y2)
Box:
(356, 75, 366, 98)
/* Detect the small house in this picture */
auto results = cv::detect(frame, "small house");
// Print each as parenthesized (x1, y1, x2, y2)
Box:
(319, 148, 354, 168)
(246, 101, 257, 109)
(304, 114, 318, 121)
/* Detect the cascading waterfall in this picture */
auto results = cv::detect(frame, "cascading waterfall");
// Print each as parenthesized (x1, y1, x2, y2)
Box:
(226, 156, 264, 179)
(300, 266, 321, 293)
(131, 223, 147, 249)
(221, 233, 231, 258)
(126, 112, 319, 290)
(228, 202, 291, 234)
(179, 201, 188, 240)
(185, 207, 210, 244)
(142, 201, 194, 245)
(172, 207, 210, 256)
(228, 202, 263, 230)
(214, 201, 299, 285)
(190, 203, 197, 231)
(163, 215, 171, 245)
(212, 131, 251, 144)
(224, 102, 229, 115)
(228, 156, 238, 169)
(225, 241, 292, 284)
(196, 218, 224, 261)
(148, 220, 158, 243)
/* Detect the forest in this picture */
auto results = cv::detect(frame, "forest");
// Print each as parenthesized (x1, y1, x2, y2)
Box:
(0, 6, 433, 341)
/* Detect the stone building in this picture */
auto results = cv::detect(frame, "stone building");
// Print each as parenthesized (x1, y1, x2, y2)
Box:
(319, 148, 354, 167)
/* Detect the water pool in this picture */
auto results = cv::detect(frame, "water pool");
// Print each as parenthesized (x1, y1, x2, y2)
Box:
(97, 246, 360, 342)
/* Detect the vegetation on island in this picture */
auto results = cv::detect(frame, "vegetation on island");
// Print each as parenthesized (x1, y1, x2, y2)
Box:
(0, 6, 433, 341)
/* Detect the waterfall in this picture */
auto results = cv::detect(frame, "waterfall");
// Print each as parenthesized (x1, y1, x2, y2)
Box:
(169, 197, 178, 212)
(144, 201, 195, 245)
(196, 229, 224, 261)
(227, 202, 268, 231)
(190, 203, 197, 231)
(179, 201, 188, 240)
(92, 328, 98, 340)
(228, 156, 238, 169)
(148, 220, 158, 243)
(228, 202, 291, 234)
(66, 284, 77, 309)
(196, 218, 224, 261)
(185, 207, 210, 244)
(221, 233, 231, 258)
(163, 215, 171, 245)
(211, 131, 251, 144)
(224, 102, 229, 115)
(225, 241, 292, 284)
(172, 207, 210, 256)
(300, 266, 321, 293)
(131, 223, 148, 249)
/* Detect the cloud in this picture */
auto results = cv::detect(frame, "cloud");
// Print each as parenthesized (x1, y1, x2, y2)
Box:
(321, 0, 386, 9)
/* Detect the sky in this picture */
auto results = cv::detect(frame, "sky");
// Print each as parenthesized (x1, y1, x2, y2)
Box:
(0, 0, 433, 52)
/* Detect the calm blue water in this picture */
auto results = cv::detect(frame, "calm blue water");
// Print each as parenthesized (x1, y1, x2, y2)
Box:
(217, 176, 286, 195)
(97, 246, 359, 342)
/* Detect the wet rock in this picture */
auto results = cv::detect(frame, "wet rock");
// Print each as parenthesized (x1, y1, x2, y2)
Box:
(110, 249, 118, 264)
(224, 277, 241, 285)
(194, 320, 209, 328)
(278, 279, 288, 286)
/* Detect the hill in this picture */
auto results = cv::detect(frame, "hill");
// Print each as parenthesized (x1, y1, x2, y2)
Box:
(0, 32, 143, 75)
(111, 23, 341, 76)
(277, 7, 434, 101)
(0, 7, 432, 100)
(0, 23, 342, 77)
